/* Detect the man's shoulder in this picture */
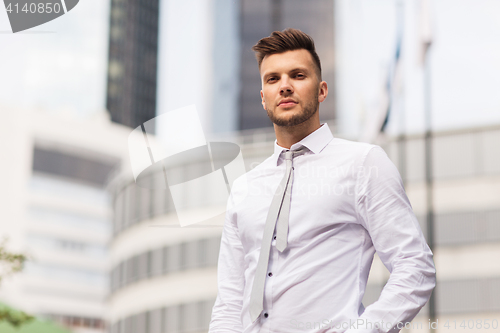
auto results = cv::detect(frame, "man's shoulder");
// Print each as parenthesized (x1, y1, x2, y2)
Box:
(325, 137, 380, 161)
(229, 154, 274, 190)
(249, 154, 275, 172)
(327, 136, 374, 148)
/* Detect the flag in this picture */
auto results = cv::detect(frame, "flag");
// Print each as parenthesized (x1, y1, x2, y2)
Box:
(419, 0, 433, 65)
(360, 3, 404, 143)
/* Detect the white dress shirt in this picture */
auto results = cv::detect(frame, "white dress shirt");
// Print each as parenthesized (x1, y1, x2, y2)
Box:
(209, 123, 436, 333)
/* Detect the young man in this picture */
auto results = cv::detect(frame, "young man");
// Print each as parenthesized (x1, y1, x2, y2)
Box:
(209, 28, 435, 333)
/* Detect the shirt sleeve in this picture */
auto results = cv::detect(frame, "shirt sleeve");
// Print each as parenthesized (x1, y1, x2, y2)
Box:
(347, 145, 436, 333)
(209, 191, 246, 332)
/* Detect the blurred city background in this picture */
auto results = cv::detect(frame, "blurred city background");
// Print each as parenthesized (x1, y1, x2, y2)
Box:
(0, 0, 499, 332)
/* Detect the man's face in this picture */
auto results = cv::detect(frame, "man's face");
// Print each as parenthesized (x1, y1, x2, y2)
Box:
(260, 49, 327, 127)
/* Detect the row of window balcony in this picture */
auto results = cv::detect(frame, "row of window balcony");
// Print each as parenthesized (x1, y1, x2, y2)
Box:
(110, 236, 221, 292)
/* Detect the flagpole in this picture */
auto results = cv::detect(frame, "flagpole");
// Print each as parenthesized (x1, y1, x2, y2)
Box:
(424, 47, 437, 333)
(395, 0, 407, 185)
(421, 0, 437, 328)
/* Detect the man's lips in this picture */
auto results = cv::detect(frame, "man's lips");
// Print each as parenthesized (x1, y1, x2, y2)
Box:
(278, 100, 298, 108)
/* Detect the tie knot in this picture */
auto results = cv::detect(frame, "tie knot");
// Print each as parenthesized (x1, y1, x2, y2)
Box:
(284, 146, 308, 160)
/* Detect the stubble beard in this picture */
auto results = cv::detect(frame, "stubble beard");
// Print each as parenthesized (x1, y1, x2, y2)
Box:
(266, 98, 319, 127)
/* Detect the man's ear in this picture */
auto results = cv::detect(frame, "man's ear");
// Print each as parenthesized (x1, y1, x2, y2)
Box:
(260, 90, 266, 110)
(318, 81, 328, 103)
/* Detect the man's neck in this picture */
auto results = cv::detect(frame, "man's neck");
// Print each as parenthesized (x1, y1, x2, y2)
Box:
(274, 119, 321, 149)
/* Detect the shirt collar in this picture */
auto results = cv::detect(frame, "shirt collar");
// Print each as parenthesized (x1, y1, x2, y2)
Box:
(272, 123, 334, 166)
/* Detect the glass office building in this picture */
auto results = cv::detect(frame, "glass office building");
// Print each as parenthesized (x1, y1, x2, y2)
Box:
(106, 0, 160, 132)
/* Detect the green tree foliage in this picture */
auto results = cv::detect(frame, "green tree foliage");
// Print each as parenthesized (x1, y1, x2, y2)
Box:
(0, 306, 34, 328)
(0, 238, 34, 327)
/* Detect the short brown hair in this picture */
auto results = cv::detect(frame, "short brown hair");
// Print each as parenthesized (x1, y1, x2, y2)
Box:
(252, 28, 322, 80)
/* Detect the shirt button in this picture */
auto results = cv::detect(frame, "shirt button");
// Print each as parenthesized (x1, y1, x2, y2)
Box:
(264, 313, 269, 318)
(273, 236, 276, 240)
(268, 272, 273, 277)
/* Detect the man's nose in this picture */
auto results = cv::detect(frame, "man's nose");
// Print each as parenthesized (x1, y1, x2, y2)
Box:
(280, 77, 293, 94)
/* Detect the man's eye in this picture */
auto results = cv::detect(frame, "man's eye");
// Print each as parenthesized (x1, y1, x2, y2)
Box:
(295, 74, 305, 78)
(267, 77, 277, 82)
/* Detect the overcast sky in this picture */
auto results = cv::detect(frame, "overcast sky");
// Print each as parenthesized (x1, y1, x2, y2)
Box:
(0, 0, 110, 117)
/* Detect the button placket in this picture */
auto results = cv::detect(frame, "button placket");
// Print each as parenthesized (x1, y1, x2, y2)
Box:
(262, 241, 277, 323)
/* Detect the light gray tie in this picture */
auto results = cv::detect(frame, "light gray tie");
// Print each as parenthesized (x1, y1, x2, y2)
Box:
(249, 146, 308, 322)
